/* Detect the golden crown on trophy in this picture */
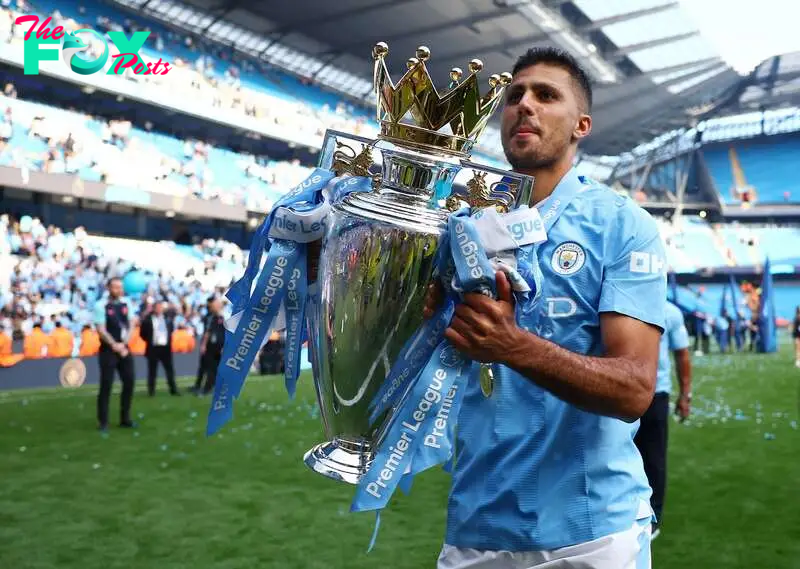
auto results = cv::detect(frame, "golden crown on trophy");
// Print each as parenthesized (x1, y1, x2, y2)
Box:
(372, 42, 512, 157)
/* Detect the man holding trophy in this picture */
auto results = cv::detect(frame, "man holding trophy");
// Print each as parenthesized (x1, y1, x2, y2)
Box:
(207, 41, 665, 569)
(429, 48, 665, 568)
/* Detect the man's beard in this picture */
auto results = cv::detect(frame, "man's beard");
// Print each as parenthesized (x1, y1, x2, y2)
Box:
(505, 147, 559, 172)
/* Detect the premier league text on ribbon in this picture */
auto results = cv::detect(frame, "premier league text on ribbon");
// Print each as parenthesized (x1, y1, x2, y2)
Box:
(365, 368, 453, 500)
(422, 384, 458, 450)
(271, 213, 325, 236)
(454, 221, 485, 281)
(224, 255, 289, 372)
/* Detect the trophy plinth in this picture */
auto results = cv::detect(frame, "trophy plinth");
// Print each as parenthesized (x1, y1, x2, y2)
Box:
(304, 438, 373, 485)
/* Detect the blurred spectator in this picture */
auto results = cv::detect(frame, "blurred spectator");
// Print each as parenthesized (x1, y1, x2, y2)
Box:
(23, 322, 51, 359)
(49, 321, 74, 358)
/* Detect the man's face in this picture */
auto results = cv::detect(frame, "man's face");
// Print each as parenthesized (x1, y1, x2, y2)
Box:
(154, 302, 165, 315)
(210, 299, 223, 314)
(108, 279, 123, 299)
(500, 63, 591, 171)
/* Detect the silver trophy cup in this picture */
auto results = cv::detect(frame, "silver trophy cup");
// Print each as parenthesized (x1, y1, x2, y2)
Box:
(302, 42, 532, 484)
(303, 130, 532, 484)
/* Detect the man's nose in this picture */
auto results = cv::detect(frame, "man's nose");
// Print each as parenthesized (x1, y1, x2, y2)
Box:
(517, 91, 539, 116)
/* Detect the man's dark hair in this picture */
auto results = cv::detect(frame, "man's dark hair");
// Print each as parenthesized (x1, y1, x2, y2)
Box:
(107, 276, 122, 287)
(512, 47, 593, 112)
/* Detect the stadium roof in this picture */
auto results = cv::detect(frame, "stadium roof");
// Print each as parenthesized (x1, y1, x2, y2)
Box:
(116, 0, 744, 156)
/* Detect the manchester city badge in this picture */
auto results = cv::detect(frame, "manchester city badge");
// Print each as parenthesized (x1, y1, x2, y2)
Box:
(551, 242, 586, 276)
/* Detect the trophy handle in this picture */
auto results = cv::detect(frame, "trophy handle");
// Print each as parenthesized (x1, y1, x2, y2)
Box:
(456, 159, 534, 210)
(319, 129, 382, 189)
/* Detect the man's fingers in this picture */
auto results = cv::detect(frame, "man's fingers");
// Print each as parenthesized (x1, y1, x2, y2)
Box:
(453, 303, 483, 329)
(496, 271, 514, 305)
(444, 327, 470, 352)
(449, 315, 478, 339)
(423, 281, 444, 319)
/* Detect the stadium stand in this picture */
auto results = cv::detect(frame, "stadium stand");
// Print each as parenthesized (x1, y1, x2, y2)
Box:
(701, 135, 800, 205)
(0, 212, 244, 357)
(0, 92, 313, 212)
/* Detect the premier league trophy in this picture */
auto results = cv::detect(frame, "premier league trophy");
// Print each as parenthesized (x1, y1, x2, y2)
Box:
(302, 42, 533, 484)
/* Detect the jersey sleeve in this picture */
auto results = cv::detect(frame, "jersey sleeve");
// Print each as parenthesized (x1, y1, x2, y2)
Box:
(599, 201, 667, 331)
(93, 300, 107, 326)
(667, 304, 691, 350)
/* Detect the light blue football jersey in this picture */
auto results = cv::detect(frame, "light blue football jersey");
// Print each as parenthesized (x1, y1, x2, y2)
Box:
(655, 301, 690, 395)
(445, 168, 668, 552)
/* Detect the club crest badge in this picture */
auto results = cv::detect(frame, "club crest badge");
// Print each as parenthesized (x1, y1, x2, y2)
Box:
(551, 242, 586, 276)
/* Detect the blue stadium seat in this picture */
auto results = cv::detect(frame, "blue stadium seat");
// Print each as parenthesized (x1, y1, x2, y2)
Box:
(702, 135, 800, 205)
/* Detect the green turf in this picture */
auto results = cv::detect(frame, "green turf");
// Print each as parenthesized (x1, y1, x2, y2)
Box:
(0, 340, 798, 569)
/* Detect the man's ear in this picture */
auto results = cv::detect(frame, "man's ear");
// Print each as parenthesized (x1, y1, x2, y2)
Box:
(573, 114, 592, 141)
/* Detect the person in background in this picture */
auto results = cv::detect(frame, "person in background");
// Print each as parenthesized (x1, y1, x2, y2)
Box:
(23, 322, 51, 359)
(198, 296, 225, 396)
(93, 277, 136, 431)
(792, 306, 800, 368)
(634, 300, 692, 540)
(49, 321, 74, 358)
(172, 323, 195, 353)
(189, 295, 213, 394)
(0, 324, 11, 356)
(140, 300, 179, 396)
(79, 324, 100, 357)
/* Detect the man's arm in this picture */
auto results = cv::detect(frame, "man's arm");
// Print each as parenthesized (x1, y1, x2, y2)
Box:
(96, 324, 115, 346)
(672, 347, 692, 420)
(444, 272, 661, 423)
(140, 316, 152, 344)
(502, 312, 660, 423)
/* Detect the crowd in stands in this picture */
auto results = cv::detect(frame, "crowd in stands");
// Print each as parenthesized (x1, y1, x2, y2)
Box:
(0, 80, 315, 213)
(0, 213, 243, 363)
(655, 215, 800, 273)
(0, 0, 384, 212)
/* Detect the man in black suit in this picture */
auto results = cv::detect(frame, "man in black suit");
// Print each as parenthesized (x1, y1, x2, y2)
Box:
(140, 300, 179, 396)
(199, 296, 226, 396)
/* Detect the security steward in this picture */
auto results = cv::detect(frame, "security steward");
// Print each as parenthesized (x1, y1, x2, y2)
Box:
(140, 300, 179, 396)
(93, 277, 136, 430)
(199, 296, 225, 396)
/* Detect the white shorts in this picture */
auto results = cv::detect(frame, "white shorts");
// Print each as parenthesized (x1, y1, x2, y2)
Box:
(437, 507, 652, 569)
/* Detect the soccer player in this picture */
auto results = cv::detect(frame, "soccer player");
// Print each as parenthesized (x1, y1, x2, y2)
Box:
(634, 300, 692, 540)
(94, 277, 137, 431)
(425, 47, 667, 568)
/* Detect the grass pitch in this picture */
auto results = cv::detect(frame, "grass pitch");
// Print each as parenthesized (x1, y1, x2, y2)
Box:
(0, 340, 798, 569)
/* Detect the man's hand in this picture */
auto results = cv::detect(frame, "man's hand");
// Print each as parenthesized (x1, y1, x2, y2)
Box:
(675, 395, 690, 422)
(422, 280, 444, 320)
(444, 271, 523, 363)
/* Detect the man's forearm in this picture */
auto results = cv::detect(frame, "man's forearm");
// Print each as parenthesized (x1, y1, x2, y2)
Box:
(674, 349, 692, 396)
(97, 326, 117, 347)
(501, 330, 654, 422)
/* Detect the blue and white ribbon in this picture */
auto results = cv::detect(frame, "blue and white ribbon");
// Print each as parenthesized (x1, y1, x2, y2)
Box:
(207, 169, 372, 436)
(352, 204, 549, 550)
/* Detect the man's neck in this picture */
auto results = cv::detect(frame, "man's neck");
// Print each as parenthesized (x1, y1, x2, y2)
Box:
(518, 154, 576, 206)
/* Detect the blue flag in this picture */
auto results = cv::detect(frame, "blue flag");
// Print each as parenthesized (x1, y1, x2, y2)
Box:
(757, 258, 777, 353)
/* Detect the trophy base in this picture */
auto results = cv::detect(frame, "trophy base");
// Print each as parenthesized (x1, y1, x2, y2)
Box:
(303, 438, 373, 485)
